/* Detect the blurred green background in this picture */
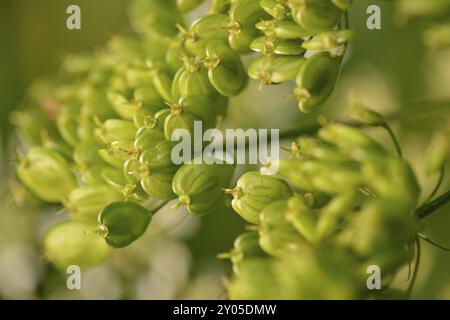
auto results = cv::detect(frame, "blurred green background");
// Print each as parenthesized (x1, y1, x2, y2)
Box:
(0, 0, 449, 299)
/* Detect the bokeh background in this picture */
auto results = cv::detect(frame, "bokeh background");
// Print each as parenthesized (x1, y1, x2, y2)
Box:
(0, 0, 449, 299)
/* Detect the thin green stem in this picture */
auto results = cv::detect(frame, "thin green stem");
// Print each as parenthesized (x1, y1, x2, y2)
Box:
(150, 200, 169, 214)
(407, 236, 421, 298)
(416, 189, 450, 220)
(382, 123, 402, 157)
(423, 167, 445, 204)
(418, 233, 450, 251)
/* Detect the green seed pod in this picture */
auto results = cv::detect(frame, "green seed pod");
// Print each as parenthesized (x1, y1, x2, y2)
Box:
(294, 52, 341, 112)
(67, 185, 123, 224)
(256, 19, 311, 39)
(134, 127, 166, 152)
(129, 0, 185, 37)
(227, 258, 278, 299)
(285, 195, 318, 243)
(177, 58, 218, 99)
(426, 125, 450, 174)
(164, 95, 217, 140)
(259, 200, 304, 256)
(288, 0, 344, 33)
(191, 14, 230, 39)
(177, 0, 204, 12)
(259, 0, 288, 20)
(211, 0, 231, 13)
(331, 0, 352, 10)
(101, 167, 147, 202)
(248, 55, 305, 85)
(204, 42, 248, 96)
(98, 141, 136, 169)
(150, 69, 176, 104)
(318, 123, 389, 162)
(173, 162, 235, 215)
(140, 140, 179, 173)
(166, 40, 187, 74)
(227, 171, 293, 224)
(44, 221, 110, 270)
(141, 172, 177, 200)
(295, 136, 349, 162)
(95, 119, 136, 144)
(134, 86, 164, 114)
(17, 147, 78, 203)
(350, 102, 386, 127)
(228, 0, 270, 53)
(56, 107, 80, 147)
(280, 159, 362, 194)
(107, 92, 142, 121)
(316, 192, 355, 240)
(97, 201, 152, 248)
(301, 29, 356, 56)
(222, 232, 267, 275)
(250, 36, 305, 55)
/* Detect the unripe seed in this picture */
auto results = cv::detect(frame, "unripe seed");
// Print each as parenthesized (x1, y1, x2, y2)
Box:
(204, 42, 248, 96)
(67, 185, 123, 224)
(44, 221, 110, 270)
(259, 0, 288, 20)
(259, 200, 304, 256)
(97, 201, 152, 248)
(173, 162, 235, 215)
(250, 36, 305, 55)
(248, 55, 305, 85)
(285, 195, 318, 243)
(294, 52, 341, 112)
(17, 147, 78, 203)
(227, 171, 293, 224)
(94, 119, 136, 144)
(256, 19, 311, 39)
(301, 29, 355, 56)
(288, 0, 344, 33)
(177, 0, 205, 13)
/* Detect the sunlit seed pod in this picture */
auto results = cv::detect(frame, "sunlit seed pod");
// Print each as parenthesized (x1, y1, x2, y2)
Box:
(426, 125, 450, 174)
(177, 0, 205, 13)
(226, 171, 293, 224)
(56, 107, 80, 147)
(171, 67, 185, 101)
(80, 165, 108, 185)
(185, 37, 227, 58)
(250, 36, 305, 55)
(44, 221, 110, 270)
(228, 28, 258, 54)
(173, 162, 235, 215)
(191, 14, 230, 39)
(97, 201, 152, 248)
(301, 29, 356, 56)
(166, 40, 188, 74)
(129, 0, 185, 37)
(318, 123, 389, 162)
(80, 86, 117, 120)
(16, 147, 78, 203)
(98, 141, 136, 169)
(74, 139, 105, 167)
(295, 136, 349, 161)
(256, 19, 311, 39)
(178, 58, 218, 98)
(210, 0, 231, 13)
(227, 0, 270, 53)
(67, 185, 123, 225)
(259, 0, 288, 20)
(139, 140, 179, 172)
(133, 107, 157, 129)
(149, 68, 176, 104)
(223, 232, 267, 275)
(134, 86, 165, 114)
(107, 91, 142, 121)
(284, 195, 318, 243)
(141, 172, 177, 200)
(349, 102, 385, 127)
(331, 0, 352, 10)
(227, 258, 278, 300)
(316, 192, 355, 240)
(258, 200, 304, 256)
(134, 127, 166, 152)
(204, 42, 248, 96)
(294, 52, 341, 112)
(164, 95, 218, 140)
(248, 55, 305, 85)
(288, 0, 344, 33)
(94, 119, 137, 144)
